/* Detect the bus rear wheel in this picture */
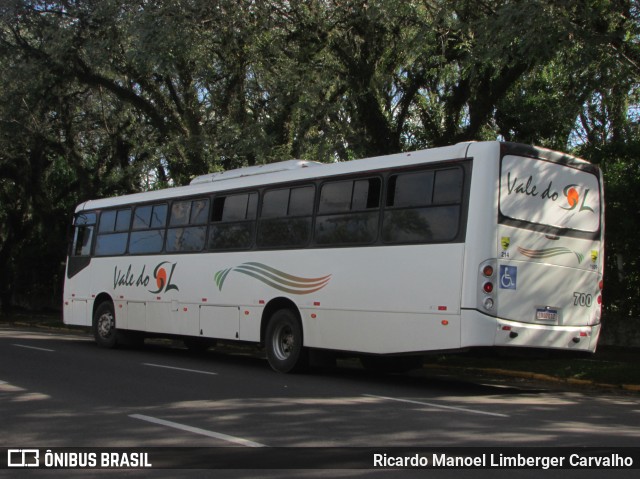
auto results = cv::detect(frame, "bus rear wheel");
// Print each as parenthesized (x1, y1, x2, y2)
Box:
(93, 301, 118, 349)
(265, 309, 307, 373)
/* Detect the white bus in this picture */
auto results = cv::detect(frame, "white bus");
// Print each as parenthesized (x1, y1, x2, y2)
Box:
(64, 141, 604, 373)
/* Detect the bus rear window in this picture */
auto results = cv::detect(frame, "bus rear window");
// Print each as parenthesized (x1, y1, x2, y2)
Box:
(499, 155, 601, 233)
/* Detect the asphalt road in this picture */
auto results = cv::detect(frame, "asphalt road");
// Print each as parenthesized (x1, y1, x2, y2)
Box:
(1, 325, 639, 478)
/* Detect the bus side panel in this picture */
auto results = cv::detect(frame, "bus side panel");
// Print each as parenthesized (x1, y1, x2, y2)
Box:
(200, 305, 240, 340)
(302, 310, 461, 354)
(68, 228, 468, 355)
(64, 299, 90, 327)
(279, 245, 465, 354)
(205, 244, 465, 354)
(126, 301, 145, 331)
(63, 263, 95, 327)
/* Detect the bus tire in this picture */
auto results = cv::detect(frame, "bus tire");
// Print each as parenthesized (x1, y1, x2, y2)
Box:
(93, 301, 119, 349)
(265, 308, 307, 373)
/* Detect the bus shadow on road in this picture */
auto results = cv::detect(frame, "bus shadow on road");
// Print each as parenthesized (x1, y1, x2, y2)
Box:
(121, 337, 552, 397)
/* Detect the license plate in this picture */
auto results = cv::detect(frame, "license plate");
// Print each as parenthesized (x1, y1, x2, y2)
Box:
(536, 308, 558, 322)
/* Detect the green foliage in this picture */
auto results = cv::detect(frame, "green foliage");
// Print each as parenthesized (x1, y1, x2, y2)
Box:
(0, 0, 639, 315)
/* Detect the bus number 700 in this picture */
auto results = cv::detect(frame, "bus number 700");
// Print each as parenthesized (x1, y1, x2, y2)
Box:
(573, 292, 592, 307)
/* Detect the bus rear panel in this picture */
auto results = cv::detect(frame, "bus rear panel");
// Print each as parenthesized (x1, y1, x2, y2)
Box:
(464, 143, 603, 353)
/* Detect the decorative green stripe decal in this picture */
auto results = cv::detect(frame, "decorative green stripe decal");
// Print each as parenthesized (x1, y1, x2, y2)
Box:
(214, 268, 233, 290)
(517, 247, 584, 264)
(215, 262, 331, 295)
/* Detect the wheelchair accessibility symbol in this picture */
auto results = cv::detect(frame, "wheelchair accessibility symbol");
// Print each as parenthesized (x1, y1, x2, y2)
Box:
(499, 265, 517, 290)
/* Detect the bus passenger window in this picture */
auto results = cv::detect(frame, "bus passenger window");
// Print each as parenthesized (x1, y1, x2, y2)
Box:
(433, 168, 463, 204)
(170, 201, 191, 226)
(115, 209, 131, 231)
(166, 198, 209, 252)
(258, 185, 314, 248)
(166, 226, 206, 252)
(260, 188, 289, 218)
(190, 199, 209, 224)
(129, 204, 167, 254)
(133, 205, 153, 229)
(383, 168, 461, 244)
(133, 204, 167, 230)
(212, 193, 256, 222)
(95, 208, 131, 256)
(387, 171, 434, 207)
(98, 210, 116, 233)
(315, 178, 380, 246)
(209, 193, 257, 250)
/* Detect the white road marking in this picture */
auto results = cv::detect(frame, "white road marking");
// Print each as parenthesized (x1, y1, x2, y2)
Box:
(363, 394, 509, 418)
(143, 363, 218, 376)
(13, 344, 55, 352)
(129, 414, 267, 447)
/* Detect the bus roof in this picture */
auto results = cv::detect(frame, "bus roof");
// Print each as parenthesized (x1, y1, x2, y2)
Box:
(75, 141, 479, 213)
(75, 140, 596, 213)
(189, 160, 323, 185)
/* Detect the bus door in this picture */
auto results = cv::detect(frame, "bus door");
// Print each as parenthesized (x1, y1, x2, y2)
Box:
(64, 212, 97, 326)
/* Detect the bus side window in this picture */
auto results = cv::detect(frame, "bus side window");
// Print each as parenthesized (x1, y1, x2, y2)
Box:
(383, 168, 461, 244)
(95, 208, 131, 256)
(315, 177, 380, 246)
(130, 203, 167, 254)
(72, 212, 96, 257)
(166, 198, 209, 252)
(433, 168, 463, 204)
(258, 185, 314, 248)
(209, 192, 257, 250)
(73, 226, 94, 256)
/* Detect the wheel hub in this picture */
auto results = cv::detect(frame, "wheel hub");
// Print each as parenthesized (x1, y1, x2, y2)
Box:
(98, 313, 114, 338)
(273, 324, 294, 360)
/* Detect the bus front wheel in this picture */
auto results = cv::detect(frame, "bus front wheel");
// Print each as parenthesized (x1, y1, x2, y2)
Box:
(265, 309, 307, 373)
(93, 301, 118, 349)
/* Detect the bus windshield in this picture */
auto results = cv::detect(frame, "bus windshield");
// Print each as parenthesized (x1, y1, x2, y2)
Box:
(499, 155, 601, 233)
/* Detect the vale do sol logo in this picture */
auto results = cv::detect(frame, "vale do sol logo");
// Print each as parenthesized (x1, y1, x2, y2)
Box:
(506, 172, 594, 213)
(113, 261, 179, 294)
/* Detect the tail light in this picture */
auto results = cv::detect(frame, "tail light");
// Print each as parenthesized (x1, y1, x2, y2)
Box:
(479, 259, 497, 313)
(595, 278, 603, 321)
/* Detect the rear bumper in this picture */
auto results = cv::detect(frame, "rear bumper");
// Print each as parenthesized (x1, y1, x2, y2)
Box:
(461, 310, 601, 353)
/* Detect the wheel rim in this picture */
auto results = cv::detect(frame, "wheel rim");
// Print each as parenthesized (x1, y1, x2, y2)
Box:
(97, 311, 114, 339)
(271, 323, 294, 361)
